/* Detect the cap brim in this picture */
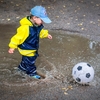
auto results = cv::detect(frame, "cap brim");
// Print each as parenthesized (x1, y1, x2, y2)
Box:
(41, 17, 52, 23)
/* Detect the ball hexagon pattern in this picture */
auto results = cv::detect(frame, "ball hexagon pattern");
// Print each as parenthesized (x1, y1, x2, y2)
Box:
(72, 62, 94, 84)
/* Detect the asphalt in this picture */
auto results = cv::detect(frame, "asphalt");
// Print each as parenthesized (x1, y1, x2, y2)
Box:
(0, 0, 100, 100)
(0, 0, 100, 41)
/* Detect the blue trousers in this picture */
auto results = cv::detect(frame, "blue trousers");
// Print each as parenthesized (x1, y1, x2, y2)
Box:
(18, 55, 38, 76)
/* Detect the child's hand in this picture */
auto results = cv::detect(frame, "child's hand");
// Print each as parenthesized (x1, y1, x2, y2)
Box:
(8, 48, 15, 54)
(48, 34, 52, 39)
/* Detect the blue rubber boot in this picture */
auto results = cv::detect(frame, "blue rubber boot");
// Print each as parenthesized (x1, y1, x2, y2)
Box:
(31, 75, 41, 79)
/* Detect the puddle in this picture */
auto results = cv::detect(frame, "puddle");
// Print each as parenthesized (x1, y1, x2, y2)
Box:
(0, 24, 100, 87)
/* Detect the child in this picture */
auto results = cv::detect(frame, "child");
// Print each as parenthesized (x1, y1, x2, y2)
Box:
(8, 6, 52, 79)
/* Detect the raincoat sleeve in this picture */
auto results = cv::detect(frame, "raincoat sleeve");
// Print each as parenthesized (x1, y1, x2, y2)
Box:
(9, 25, 29, 49)
(39, 29, 49, 38)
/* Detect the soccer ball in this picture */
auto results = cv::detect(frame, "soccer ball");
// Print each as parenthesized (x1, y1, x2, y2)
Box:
(72, 62, 94, 84)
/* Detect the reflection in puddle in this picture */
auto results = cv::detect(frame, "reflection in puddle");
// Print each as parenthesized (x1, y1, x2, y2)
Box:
(39, 32, 100, 84)
(89, 41, 96, 50)
(0, 25, 100, 86)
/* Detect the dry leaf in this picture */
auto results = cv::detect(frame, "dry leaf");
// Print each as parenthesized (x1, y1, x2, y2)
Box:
(81, 28, 84, 30)
(83, 15, 86, 17)
(62, 88, 66, 90)
(64, 92, 68, 95)
(7, 19, 10, 21)
(16, 4, 19, 6)
(56, 16, 59, 18)
(63, 5, 66, 8)
(67, 23, 70, 25)
(68, 85, 73, 89)
(98, 19, 100, 21)
(16, 16, 20, 19)
(96, 4, 99, 6)
(78, 22, 83, 26)
(48, 6, 50, 8)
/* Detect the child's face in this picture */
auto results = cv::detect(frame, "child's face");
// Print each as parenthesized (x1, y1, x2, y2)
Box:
(32, 16, 43, 26)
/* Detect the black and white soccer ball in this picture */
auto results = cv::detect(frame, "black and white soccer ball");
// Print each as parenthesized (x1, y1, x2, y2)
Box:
(72, 62, 94, 84)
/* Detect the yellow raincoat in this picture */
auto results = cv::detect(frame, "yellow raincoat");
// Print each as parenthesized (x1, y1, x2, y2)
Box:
(9, 17, 48, 56)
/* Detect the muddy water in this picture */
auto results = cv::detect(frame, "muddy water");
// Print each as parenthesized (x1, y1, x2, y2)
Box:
(0, 24, 100, 87)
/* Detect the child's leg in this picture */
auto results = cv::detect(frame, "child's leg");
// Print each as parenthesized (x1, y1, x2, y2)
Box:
(18, 55, 38, 76)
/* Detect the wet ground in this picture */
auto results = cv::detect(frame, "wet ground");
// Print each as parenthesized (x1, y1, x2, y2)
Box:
(0, 0, 100, 100)
(0, 24, 100, 100)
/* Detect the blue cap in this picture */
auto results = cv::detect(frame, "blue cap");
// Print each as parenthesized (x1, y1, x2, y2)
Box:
(30, 6, 52, 23)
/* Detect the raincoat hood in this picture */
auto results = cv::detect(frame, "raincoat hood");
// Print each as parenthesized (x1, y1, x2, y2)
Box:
(20, 17, 33, 26)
